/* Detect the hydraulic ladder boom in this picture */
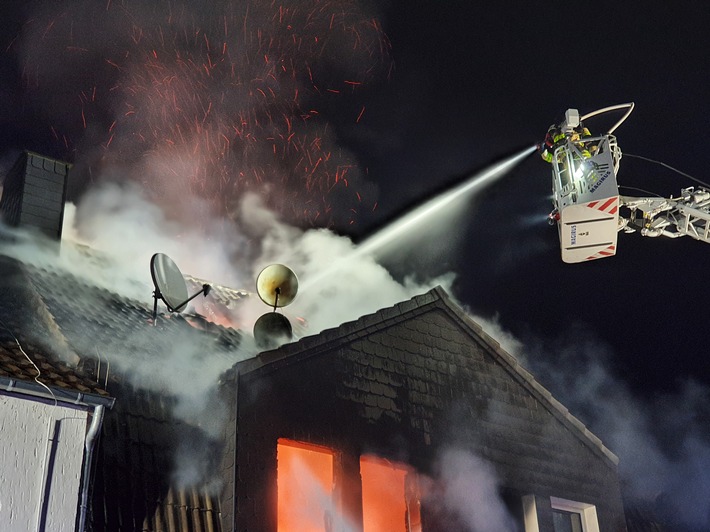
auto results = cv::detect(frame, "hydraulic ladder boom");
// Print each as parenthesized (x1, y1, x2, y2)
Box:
(621, 187, 710, 242)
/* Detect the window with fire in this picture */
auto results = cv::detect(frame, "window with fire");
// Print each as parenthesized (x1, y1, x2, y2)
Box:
(277, 439, 422, 532)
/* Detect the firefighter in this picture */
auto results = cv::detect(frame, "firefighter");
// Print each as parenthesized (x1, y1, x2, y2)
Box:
(539, 124, 565, 163)
(571, 123, 594, 158)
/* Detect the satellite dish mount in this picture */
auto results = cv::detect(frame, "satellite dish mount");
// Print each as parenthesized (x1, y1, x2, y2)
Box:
(150, 253, 211, 324)
(270, 287, 282, 312)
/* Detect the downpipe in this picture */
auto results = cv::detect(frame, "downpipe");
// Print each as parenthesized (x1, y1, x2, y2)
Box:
(77, 405, 105, 532)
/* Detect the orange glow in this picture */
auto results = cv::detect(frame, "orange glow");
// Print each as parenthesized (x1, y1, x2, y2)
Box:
(277, 439, 334, 532)
(361, 456, 421, 532)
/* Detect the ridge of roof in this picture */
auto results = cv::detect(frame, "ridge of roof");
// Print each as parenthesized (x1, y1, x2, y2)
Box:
(432, 288, 620, 467)
(238, 286, 443, 374)
(238, 285, 619, 467)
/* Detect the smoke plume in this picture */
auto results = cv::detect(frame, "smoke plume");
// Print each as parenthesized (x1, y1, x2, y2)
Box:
(424, 448, 518, 532)
(495, 320, 710, 530)
(10, 0, 390, 229)
(0, 177, 455, 490)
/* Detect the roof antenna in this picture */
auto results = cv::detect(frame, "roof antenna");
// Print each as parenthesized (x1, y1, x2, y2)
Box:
(253, 264, 298, 350)
(150, 253, 211, 325)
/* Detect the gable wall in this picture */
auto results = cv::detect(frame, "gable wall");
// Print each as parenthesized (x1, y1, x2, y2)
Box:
(235, 304, 626, 530)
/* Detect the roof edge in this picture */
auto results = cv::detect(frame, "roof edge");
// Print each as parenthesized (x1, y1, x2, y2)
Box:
(237, 287, 442, 374)
(0, 376, 115, 409)
(433, 289, 620, 467)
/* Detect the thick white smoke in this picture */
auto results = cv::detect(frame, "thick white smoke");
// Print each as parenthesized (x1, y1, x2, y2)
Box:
(0, 179, 455, 490)
(231, 193, 455, 336)
(486, 319, 710, 530)
(59, 182, 453, 339)
(424, 448, 518, 532)
(65, 180, 252, 296)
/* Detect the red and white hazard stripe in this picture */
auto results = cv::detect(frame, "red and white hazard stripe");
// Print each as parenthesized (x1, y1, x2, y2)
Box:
(586, 196, 618, 215)
(586, 244, 616, 261)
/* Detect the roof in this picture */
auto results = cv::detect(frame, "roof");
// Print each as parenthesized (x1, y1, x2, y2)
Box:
(0, 244, 244, 532)
(239, 285, 619, 466)
(0, 336, 113, 407)
(0, 253, 111, 401)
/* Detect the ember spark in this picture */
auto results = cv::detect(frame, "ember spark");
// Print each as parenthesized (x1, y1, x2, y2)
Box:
(17, 0, 391, 228)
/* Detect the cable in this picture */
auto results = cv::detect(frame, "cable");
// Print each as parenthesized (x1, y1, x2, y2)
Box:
(0, 318, 57, 406)
(0, 318, 59, 531)
(624, 153, 710, 189)
(580, 102, 635, 135)
(618, 185, 663, 198)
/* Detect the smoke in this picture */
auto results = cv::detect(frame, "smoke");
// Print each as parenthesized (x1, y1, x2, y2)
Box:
(60, 181, 450, 367)
(468, 313, 525, 361)
(66, 180, 253, 294)
(0, 176, 456, 492)
(217, 191, 455, 336)
(488, 319, 710, 530)
(10, 0, 390, 229)
(279, 452, 358, 532)
(424, 448, 518, 532)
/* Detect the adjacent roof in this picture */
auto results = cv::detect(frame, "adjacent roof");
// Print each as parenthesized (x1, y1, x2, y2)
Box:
(0, 248, 242, 532)
(0, 339, 113, 407)
(0, 254, 111, 402)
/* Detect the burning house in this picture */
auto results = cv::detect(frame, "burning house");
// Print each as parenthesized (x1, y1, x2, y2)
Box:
(222, 285, 630, 531)
(1, 151, 631, 531)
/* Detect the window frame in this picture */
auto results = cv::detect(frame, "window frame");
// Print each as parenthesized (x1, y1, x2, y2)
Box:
(521, 495, 600, 532)
(550, 496, 600, 532)
(276, 438, 337, 531)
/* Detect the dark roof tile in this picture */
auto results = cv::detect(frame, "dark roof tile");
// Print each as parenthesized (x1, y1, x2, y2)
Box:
(0, 338, 109, 396)
(0, 249, 230, 531)
(241, 286, 620, 467)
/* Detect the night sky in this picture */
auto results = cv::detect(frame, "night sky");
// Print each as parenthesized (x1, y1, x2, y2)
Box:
(342, 2, 710, 395)
(2, 1, 710, 523)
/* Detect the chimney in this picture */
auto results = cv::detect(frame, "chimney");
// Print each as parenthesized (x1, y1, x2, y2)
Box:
(0, 151, 71, 240)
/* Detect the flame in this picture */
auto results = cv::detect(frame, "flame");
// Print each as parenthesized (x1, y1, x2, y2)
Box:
(276, 441, 422, 531)
(361, 456, 421, 532)
(277, 439, 334, 532)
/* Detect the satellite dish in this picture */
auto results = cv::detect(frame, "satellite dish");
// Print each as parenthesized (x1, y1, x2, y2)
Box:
(253, 263, 299, 350)
(253, 312, 293, 350)
(150, 253, 211, 323)
(256, 264, 298, 310)
(151, 253, 189, 312)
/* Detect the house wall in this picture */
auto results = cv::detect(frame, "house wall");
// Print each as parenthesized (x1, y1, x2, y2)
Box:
(0, 393, 88, 532)
(234, 305, 627, 531)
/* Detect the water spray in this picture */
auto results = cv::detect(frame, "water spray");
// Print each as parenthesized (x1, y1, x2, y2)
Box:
(302, 145, 537, 291)
(356, 145, 537, 258)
